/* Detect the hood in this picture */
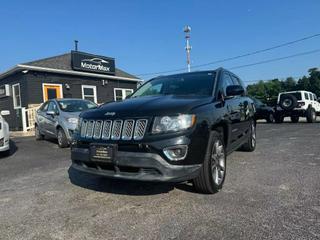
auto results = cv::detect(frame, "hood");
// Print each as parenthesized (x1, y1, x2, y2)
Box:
(60, 111, 81, 119)
(81, 95, 212, 119)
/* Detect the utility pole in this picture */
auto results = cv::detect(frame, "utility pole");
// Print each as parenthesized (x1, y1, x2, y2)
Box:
(184, 25, 192, 72)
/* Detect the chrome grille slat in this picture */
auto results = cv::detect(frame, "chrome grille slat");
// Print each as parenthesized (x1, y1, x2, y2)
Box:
(111, 120, 123, 140)
(93, 120, 103, 139)
(134, 119, 148, 140)
(80, 120, 88, 138)
(101, 120, 112, 140)
(122, 120, 135, 140)
(86, 120, 95, 138)
(80, 119, 147, 140)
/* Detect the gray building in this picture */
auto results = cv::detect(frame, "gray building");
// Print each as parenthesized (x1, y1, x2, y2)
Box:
(0, 51, 140, 130)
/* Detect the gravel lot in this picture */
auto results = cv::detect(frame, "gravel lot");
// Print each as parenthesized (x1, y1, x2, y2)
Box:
(0, 123, 319, 240)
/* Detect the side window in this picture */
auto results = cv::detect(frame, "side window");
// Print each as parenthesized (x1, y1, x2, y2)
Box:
(40, 102, 49, 112)
(304, 93, 309, 100)
(47, 102, 58, 114)
(309, 93, 313, 101)
(230, 75, 241, 86)
(221, 73, 234, 95)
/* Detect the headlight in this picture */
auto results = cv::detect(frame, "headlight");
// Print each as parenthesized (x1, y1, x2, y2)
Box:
(67, 117, 79, 125)
(152, 114, 196, 134)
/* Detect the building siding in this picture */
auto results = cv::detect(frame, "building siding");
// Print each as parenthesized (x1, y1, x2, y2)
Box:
(0, 70, 138, 130)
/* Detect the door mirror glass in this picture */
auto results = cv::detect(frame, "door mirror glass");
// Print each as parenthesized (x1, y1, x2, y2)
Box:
(0, 110, 10, 116)
(226, 85, 245, 97)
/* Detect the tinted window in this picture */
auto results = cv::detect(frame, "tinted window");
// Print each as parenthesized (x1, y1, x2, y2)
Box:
(309, 93, 313, 100)
(39, 102, 49, 112)
(131, 72, 215, 98)
(48, 102, 58, 113)
(57, 99, 97, 112)
(304, 93, 309, 100)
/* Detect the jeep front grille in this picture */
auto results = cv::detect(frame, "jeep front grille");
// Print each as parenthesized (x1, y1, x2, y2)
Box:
(80, 119, 148, 141)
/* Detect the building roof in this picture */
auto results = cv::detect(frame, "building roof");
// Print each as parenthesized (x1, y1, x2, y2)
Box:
(0, 52, 140, 82)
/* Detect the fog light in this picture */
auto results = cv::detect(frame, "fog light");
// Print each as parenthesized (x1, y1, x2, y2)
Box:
(0, 138, 4, 147)
(163, 145, 188, 161)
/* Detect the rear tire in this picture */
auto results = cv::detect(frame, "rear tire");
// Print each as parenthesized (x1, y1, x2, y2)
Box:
(57, 128, 69, 148)
(306, 107, 316, 123)
(193, 131, 226, 194)
(290, 116, 299, 123)
(266, 113, 274, 123)
(241, 121, 256, 152)
(35, 125, 44, 140)
(275, 114, 284, 123)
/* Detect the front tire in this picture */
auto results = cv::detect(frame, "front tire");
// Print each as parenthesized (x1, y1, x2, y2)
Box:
(291, 115, 299, 123)
(275, 114, 284, 123)
(35, 125, 44, 140)
(266, 113, 274, 123)
(193, 131, 226, 194)
(241, 121, 256, 152)
(57, 128, 69, 148)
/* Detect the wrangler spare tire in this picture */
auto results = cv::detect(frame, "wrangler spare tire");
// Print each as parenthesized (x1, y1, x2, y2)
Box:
(279, 94, 298, 111)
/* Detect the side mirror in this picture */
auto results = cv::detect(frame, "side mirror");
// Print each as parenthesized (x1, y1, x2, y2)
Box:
(46, 110, 56, 116)
(226, 85, 245, 97)
(0, 110, 10, 116)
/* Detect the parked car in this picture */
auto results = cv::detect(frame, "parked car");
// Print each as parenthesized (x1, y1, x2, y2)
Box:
(35, 98, 97, 147)
(70, 68, 256, 194)
(274, 90, 320, 123)
(0, 110, 10, 154)
(251, 97, 275, 123)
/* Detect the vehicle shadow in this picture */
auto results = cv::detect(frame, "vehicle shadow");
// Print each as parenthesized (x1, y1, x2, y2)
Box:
(68, 167, 198, 195)
(0, 140, 18, 158)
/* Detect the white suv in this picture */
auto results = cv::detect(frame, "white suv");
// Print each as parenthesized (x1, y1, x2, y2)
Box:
(275, 90, 320, 123)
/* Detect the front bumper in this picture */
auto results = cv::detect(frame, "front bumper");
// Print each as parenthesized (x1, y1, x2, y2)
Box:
(71, 147, 202, 182)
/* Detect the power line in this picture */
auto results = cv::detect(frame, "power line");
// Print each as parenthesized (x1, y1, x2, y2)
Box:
(244, 75, 304, 84)
(136, 33, 320, 77)
(229, 49, 320, 70)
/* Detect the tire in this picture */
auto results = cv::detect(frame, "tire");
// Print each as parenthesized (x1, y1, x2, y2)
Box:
(193, 131, 226, 194)
(306, 107, 316, 123)
(35, 125, 44, 140)
(275, 114, 284, 123)
(266, 113, 274, 123)
(57, 128, 69, 148)
(279, 94, 298, 111)
(290, 116, 299, 123)
(241, 121, 256, 152)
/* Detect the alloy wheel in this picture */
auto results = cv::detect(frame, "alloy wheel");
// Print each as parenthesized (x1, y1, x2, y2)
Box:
(211, 140, 226, 186)
(251, 123, 256, 148)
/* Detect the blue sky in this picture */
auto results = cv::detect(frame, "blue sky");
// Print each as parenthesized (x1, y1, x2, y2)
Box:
(0, 0, 319, 83)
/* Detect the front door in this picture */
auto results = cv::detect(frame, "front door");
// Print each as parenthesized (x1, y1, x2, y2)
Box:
(43, 84, 63, 101)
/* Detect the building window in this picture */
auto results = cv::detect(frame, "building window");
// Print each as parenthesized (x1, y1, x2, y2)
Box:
(82, 85, 97, 103)
(12, 83, 21, 109)
(114, 88, 134, 101)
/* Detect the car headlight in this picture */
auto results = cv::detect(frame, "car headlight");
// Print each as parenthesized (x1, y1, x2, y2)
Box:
(152, 114, 196, 134)
(67, 117, 79, 125)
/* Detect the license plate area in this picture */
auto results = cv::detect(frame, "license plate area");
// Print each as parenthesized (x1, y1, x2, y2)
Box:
(90, 144, 117, 163)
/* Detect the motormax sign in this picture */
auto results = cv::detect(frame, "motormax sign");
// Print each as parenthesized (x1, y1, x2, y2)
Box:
(71, 51, 115, 75)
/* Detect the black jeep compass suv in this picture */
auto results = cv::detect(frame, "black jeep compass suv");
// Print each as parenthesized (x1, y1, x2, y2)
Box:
(71, 68, 256, 193)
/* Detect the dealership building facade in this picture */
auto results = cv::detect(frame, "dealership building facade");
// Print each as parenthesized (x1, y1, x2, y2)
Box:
(0, 51, 140, 130)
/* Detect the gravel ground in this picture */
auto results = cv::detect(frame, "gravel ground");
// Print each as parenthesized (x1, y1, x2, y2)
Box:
(0, 123, 319, 240)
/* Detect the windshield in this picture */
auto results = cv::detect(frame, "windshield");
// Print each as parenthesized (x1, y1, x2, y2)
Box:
(57, 99, 97, 112)
(131, 72, 215, 98)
